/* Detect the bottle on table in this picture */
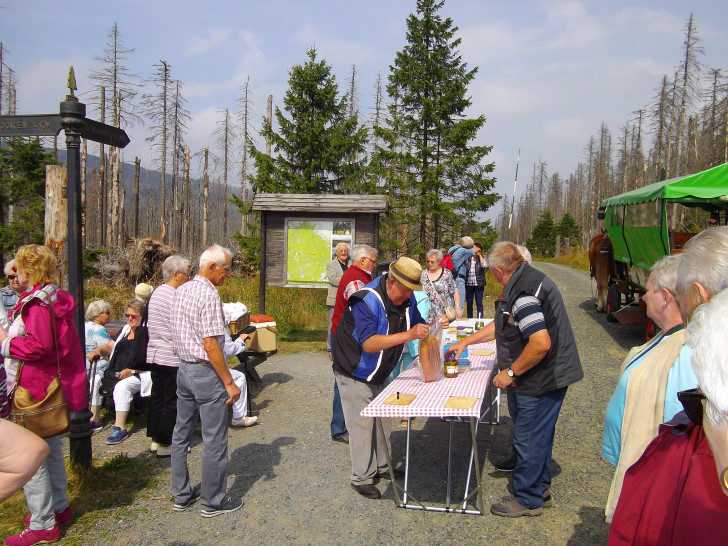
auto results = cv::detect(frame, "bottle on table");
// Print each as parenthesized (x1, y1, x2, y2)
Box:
(444, 352, 458, 378)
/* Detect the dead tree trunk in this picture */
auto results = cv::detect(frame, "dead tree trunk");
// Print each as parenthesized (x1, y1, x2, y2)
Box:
(203, 146, 209, 248)
(45, 165, 68, 286)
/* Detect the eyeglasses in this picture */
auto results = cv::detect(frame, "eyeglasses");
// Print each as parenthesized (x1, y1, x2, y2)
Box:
(7, 275, 17, 280)
(125, 313, 140, 320)
(216, 264, 232, 273)
(677, 388, 706, 426)
(363, 256, 377, 266)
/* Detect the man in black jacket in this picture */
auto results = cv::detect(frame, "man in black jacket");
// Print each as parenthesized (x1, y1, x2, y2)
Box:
(449, 241, 583, 518)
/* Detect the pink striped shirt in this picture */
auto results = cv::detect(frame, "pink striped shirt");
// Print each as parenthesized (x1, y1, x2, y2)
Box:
(146, 284, 181, 367)
(171, 275, 225, 363)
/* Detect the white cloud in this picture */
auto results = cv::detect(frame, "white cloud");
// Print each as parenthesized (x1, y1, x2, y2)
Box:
(186, 28, 233, 55)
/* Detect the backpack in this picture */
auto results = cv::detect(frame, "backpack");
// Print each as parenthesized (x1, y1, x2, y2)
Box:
(440, 253, 454, 271)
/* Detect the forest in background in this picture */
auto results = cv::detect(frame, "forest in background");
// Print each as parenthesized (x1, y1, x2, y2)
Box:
(498, 14, 728, 254)
(2, 6, 727, 267)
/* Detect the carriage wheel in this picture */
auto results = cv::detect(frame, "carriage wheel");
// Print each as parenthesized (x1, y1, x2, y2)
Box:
(606, 283, 620, 323)
(645, 319, 656, 342)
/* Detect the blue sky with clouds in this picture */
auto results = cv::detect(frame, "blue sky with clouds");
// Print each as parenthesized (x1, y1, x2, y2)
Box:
(2, 1, 727, 221)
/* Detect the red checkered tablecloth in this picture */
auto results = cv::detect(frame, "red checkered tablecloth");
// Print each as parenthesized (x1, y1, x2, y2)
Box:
(361, 342, 497, 419)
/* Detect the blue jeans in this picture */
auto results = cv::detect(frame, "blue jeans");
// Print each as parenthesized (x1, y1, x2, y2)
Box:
(507, 386, 568, 509)
(455, 276, 466, 315)
(465, 285, 484, 318)
(331, 377, 348, 439)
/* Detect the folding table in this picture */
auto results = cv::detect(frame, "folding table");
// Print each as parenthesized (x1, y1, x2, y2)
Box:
(362, 337, 499, 515)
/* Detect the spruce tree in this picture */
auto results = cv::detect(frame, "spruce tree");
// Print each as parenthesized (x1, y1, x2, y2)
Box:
(526, 210, 557, 257)
(373, 0, 498, 256)
(249, 48, 368, 194)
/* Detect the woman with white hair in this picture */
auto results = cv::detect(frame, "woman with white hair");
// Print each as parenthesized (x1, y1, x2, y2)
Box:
(602, 255, 698, 521)
(608, 288, 728, 543)
(84, 299, 114, 432)
(421, 248, 460, 321)
(145, 255, 191, 457)
(1, 260, 25, 330)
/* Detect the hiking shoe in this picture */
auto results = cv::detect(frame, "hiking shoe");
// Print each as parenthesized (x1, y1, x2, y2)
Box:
(351, 483, 381, 499)
(22, 506, 73, 527)
(494, 455, 516, 472)
(172, 485, 201, 512)
(490, 497, 543, 518)
(332, 435, 349, 444)
(105, 427, 129, 445)
(4, 525, 61, 545)
(90, 421, 104, 434)
(543, 488, 553, 508)
(231, 416, 258, 428)
(200, 496, 244, 518)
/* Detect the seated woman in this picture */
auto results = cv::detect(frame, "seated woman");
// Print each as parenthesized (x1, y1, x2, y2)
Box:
(609, 287, 728, 543)
(84, 300, 114, 433)
(104, 300, 152, 446)
(602, 255, 698, 521)
(222, 333, 258, 428)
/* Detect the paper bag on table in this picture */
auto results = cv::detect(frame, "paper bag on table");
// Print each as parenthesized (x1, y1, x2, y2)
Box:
(418, 319, 443, 383)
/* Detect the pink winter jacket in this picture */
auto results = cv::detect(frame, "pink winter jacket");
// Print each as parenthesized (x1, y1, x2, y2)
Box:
(1, 285, 87, 412)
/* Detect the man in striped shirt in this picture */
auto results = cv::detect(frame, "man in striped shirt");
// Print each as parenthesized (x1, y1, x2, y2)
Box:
(170, 245, 243, 518)
(449, 242, 583, 518)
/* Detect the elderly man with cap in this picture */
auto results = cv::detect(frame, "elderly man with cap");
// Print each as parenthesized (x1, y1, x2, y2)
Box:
(332, 256, 432, 499)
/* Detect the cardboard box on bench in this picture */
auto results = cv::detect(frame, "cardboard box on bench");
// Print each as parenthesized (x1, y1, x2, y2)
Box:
(228, 312, 250, 335)
(245, 314, 277, 352)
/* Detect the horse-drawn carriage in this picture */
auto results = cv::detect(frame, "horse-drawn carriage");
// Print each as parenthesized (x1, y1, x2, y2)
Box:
(590, 162, 728, 335)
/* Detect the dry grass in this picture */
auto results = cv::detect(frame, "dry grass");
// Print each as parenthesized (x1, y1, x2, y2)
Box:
(540, 249, 590, 272)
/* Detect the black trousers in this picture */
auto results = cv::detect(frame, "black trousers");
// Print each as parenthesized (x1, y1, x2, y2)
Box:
(147, 364, 179, 446)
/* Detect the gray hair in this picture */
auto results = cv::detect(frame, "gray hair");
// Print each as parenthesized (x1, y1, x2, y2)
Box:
(688, 287, 728, 429)
(487, 241, 524, 272)
(649, 255, 680, 293)
(85, 299, 110, 322)
(426, 248, 443, 261)
(4, 259, 15, 277)
(459, 236, 474, 249)
(125, 299, 146, 317)
(517, 245, 533, 265)
(335, 242, 350, 252)
(162, 255, 191, 282)
(199, 244, 231, 271)
(677, 226, 728, 297)
(351, 244, 377, 263)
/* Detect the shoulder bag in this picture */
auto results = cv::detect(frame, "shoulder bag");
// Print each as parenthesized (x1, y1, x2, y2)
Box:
(9, 291, 71, 438)
(427, 272, 457, 322)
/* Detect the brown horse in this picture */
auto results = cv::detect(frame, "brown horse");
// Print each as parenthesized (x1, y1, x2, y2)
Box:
(588, 231, 613, 312)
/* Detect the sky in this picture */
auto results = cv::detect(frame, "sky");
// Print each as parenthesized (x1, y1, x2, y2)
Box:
(2, 0, 728, 222)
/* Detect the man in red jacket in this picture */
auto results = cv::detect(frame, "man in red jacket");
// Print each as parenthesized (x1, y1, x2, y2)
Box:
(328, 244, 378, 444)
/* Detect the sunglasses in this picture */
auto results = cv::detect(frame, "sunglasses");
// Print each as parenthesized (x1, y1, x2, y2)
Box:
(125, 313, 140, 320)
(677, 388, 706, 426)
(8, 275, 17, 280)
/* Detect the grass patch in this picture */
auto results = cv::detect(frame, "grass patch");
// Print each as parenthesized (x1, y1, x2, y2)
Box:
(538, 250, 590, 272)
(0, 453, 160, 542)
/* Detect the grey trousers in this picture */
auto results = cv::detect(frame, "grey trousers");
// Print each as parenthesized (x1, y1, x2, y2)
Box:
(327, 305, 335, 353)
(24, 435, 68, 531)
(334, 370, 391, 485)
(171, 361, 229, 511)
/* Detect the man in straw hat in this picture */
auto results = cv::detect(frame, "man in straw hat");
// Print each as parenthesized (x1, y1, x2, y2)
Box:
(332, 256, 435, 499)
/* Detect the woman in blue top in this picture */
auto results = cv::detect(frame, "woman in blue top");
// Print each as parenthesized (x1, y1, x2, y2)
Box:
(602, 255, 698, 521)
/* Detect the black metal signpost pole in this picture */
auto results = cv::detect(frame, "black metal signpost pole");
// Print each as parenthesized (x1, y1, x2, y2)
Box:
(60, 80, 93, 469)
(0, 68, 129, 468)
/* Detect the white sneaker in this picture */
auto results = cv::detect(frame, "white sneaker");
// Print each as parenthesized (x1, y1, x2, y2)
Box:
(150, 441, 159, 453)
(231, 416, 258, 428)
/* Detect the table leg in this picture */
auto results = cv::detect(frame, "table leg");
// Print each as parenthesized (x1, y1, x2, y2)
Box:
(470, 417, 483, 514)
(378, 417, 403, 507)
(446, 419, 455, 509)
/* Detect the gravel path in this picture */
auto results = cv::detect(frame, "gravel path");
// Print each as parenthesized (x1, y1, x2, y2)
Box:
(65, 262, 645, 545)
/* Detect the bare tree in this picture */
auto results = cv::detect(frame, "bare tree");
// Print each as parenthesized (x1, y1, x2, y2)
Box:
(236, 76, 255, 234)
(214, 108, 236, 240)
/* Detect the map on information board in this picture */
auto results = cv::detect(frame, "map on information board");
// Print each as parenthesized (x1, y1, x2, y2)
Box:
(285, 219, 354, 287)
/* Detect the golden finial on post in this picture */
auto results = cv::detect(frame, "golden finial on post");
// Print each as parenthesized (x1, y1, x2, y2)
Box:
(66, 66, 78, 101)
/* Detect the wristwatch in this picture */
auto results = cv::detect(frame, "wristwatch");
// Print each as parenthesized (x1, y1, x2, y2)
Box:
(507, 367, 517, 378)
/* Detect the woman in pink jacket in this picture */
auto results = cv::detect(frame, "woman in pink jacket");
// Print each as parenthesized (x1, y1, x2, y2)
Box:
(0, 245, 87, 546)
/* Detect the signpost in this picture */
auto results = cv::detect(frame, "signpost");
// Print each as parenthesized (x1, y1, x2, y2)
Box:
(0, 67, 130, 468)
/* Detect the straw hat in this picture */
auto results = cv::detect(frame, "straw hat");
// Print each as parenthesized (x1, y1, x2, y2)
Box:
(389, 257, 423, 291)
(134, 282, 153, 300)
